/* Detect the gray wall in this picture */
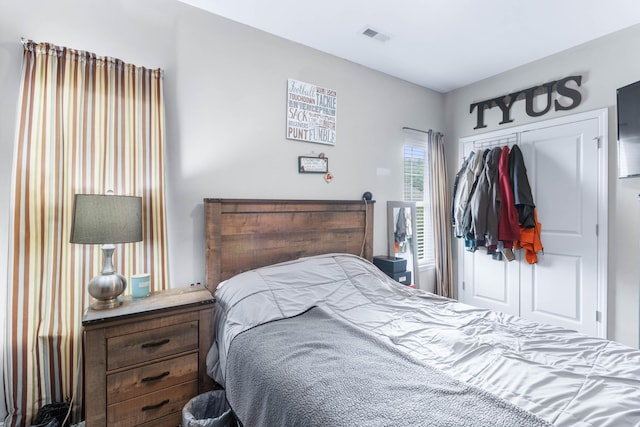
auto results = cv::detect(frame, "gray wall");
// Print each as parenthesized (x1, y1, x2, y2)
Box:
(168, 4, 443, 288)
(444, 24, 640, 347)
(0, 0, 443, 285)
(2, 4, 640, 422)
(0, 2, 442, 418)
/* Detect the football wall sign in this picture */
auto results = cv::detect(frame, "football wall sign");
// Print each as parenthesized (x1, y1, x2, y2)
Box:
(286, 79, 337, 145)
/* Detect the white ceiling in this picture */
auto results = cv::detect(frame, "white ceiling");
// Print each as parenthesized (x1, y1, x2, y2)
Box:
(177, 0, 640, 93)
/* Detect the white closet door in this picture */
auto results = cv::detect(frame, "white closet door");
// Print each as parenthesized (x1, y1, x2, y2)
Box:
(459, 138, 520, 317)
(519, 118, 600, 336)
(457, 110, 606, 338)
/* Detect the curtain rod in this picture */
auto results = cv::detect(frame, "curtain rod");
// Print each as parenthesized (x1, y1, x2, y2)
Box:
(20, 37, 165, 77)
(402, 126, 432, 135)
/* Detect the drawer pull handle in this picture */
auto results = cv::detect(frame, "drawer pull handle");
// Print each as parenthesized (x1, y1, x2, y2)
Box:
(141, 399, 170, 411)
(141, 371, 170, 382)
(141, 338, 170, 349)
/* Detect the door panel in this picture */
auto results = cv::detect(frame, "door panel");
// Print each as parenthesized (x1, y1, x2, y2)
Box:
(530, 253, 580, 320)
(531, 137, 581, 234)
(520, 119, 599, 336)
(462, 248, 520, 316)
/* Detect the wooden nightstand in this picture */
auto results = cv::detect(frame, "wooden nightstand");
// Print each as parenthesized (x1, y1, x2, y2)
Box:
(83, 285, 215, 427)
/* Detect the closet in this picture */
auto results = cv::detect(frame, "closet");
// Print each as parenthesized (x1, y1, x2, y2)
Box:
(456, 109, 608, 338)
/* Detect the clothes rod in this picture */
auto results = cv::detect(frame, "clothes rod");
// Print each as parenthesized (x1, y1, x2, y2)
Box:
(402, 127, 431, 135)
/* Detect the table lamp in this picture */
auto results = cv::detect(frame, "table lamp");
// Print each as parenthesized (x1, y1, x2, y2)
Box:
(70, 192, 142, 309)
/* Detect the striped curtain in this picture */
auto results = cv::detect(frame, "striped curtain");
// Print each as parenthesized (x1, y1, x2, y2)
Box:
(4, 40, 169, 426)
(428, 131, 454, 297)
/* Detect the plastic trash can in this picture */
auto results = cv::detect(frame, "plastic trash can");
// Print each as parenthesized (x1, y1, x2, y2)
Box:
(182, 390, 235, 427)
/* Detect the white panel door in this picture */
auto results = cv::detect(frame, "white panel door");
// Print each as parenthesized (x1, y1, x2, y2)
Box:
(459, 139, 520, 317)
(519, 118, 600, 336)
(457, 111, 605, 337)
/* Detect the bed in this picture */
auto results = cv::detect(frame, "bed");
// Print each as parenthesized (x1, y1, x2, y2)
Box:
(203, 198, 640, 427)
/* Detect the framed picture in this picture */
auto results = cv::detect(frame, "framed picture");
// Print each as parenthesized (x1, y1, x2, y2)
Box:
(287, 79, 337, 145)
(298, 156, 328, 174)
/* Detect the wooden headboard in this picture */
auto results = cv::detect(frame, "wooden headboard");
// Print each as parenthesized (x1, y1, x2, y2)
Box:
(204, 198, 374, 291)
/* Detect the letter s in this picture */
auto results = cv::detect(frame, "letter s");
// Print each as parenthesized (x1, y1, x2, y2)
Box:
(554, 75, 582, 111)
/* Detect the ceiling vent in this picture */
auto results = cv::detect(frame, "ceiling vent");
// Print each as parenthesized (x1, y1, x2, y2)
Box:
(361, 27, 390, 42)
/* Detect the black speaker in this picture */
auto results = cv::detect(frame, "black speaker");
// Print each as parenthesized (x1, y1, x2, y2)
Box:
(362, 191, 373, 201)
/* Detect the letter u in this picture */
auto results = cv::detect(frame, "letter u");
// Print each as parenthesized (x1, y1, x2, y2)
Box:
(524, 82, 555, 117)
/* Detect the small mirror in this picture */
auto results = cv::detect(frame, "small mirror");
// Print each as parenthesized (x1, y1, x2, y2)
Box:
(387, 201, 419, 287)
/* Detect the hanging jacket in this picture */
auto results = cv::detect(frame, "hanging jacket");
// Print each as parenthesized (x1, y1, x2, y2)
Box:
(498, 146, 520, 248)
(469, 146, 502, 247)
(514, 208, 543, 263)
(453, 151, 485, 238)
(395, 207, 407, 243)
(461, 150, 489, 251)
(508, 144, 536, 228)
(451, 151, 473, 231)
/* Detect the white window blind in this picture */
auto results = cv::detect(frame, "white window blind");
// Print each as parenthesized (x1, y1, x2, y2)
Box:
(404, 140, 435, 266)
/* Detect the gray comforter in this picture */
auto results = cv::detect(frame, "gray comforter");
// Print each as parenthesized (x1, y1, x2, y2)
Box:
(208, 253, 640, 426)
(226, 306, 551, 427)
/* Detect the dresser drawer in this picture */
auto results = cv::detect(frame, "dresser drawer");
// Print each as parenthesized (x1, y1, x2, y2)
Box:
(107, 320, 199, 370)
(137, 411, 182, 427)
(107, 380, 198, 427)
(107, 352, 199, 404)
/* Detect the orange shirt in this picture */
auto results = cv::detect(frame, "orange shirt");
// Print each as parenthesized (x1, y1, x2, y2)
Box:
(513, 208, 543, 264)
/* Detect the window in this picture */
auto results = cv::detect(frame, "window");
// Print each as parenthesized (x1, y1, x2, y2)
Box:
(404, 140, 435, 266)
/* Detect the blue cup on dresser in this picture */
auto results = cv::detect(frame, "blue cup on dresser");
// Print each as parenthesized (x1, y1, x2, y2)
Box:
(130, 273, 150, 298)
